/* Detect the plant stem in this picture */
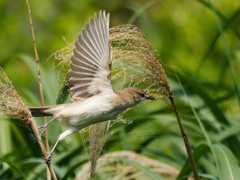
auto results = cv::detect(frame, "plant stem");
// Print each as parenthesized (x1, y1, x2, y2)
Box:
(168, 92, 199, 180)
(25, 0, 51, 179)
(28, 117, 57, 180)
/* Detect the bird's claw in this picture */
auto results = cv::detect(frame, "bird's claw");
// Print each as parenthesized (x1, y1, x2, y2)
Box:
(41, 152, 52, 164)
(38, 125, 44, 129)
(38, 124, 47, 135)
(40, 127, 47, 136)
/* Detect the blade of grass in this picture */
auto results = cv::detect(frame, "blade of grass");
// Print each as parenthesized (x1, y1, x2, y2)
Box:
(174, 71, 221, 179)
(0, 119, 12, 166)
(195, 0, 240, 39)
(127, 0, 159, 24)
(214, 124, 240, 143)
(119, 126, 129, 150)
(0, 156, 26, 179)
(25, 162, 61, 180)
(168, 92, 200, 179)
(177, 143, 210, 179)
(208, 0, 240, 103)
(195, 5, 240, 74)
(213, 144, 240, 180)
(167, 71, 240, 158)
(18, 54, 57, 105)
(117, 157, 163, 180)
(18, 54, 38, 82)
(198, 174, 217, 180)
(17, 86, 41, 106)
(61, 155, 89, 180)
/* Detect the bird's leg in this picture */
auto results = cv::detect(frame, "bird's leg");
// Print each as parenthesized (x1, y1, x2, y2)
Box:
(38, 116, 59, 135)
(43, 138, 60, 164)
(42, 126, 80, 164)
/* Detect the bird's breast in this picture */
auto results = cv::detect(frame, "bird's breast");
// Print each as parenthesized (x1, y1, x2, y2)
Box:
(58, 93, 120, 128)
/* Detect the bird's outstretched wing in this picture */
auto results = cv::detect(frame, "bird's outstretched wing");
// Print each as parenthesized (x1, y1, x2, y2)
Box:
(68, 10, 113, 101)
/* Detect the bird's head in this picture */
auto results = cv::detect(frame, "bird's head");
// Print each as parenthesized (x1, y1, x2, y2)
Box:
(116, 87, 156, 108)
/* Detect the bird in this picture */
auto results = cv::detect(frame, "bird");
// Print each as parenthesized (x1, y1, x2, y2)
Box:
(29, 10, 155, 163)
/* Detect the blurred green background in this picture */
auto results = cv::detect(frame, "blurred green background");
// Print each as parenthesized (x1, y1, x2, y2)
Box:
(0, 0, 240, 179)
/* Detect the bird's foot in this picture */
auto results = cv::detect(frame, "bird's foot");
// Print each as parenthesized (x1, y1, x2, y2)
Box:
(38, 124, 47, 135)
(41, 152, 52, 164)
(38, 124, 44, 129)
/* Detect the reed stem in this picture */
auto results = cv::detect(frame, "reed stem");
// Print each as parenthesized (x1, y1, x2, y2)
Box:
(168, 92, 199, 180)
(28, 117, 57, 179)
(25, 0, 52, 179)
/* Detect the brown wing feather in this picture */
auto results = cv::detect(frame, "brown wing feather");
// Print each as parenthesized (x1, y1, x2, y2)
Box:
(68, 10, 113, 101)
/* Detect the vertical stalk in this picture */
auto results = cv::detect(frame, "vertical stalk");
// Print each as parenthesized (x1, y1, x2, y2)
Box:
(25, 0, 53, 179)
(28, 118, 57, 180)
(168, 92, 199, 180)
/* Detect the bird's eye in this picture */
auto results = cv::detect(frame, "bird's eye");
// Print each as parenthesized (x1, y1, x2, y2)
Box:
(141, 93, 145, 97)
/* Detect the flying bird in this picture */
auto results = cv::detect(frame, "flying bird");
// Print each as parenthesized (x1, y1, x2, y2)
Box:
(29, 10, 155, 162)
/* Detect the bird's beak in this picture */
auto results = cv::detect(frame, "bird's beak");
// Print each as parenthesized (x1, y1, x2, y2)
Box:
(145, 95, 156, 100)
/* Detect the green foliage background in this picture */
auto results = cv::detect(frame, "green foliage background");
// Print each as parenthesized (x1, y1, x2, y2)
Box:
(0, 0, 240, 179)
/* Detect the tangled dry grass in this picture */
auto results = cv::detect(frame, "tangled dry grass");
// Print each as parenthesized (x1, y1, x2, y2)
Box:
(0, 67, 31, 124)
(75, 151, 193, 180)
(0, 67, 57, 178)
(110, 24, 170, 100)
(88, 122, 113, 179)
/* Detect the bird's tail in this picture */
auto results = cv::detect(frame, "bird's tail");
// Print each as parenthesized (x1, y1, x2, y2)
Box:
(29, 106, 53, 117)
(29, 104, 65, 117)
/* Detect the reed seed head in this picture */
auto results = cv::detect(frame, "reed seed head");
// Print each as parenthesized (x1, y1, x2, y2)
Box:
(110, 24, 170, 99)
(0, 67, 31, 124)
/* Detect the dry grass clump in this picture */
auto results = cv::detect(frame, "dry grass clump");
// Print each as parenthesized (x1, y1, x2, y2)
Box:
(88, 122, 113, 179)
(48, 41, 75, 92)
(0, 67, 31, 124)
(75, 151, 193, 180)
(0, 66, 57, 177)
(110, 24, 170, 100)
(0, 67, 57, 178)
